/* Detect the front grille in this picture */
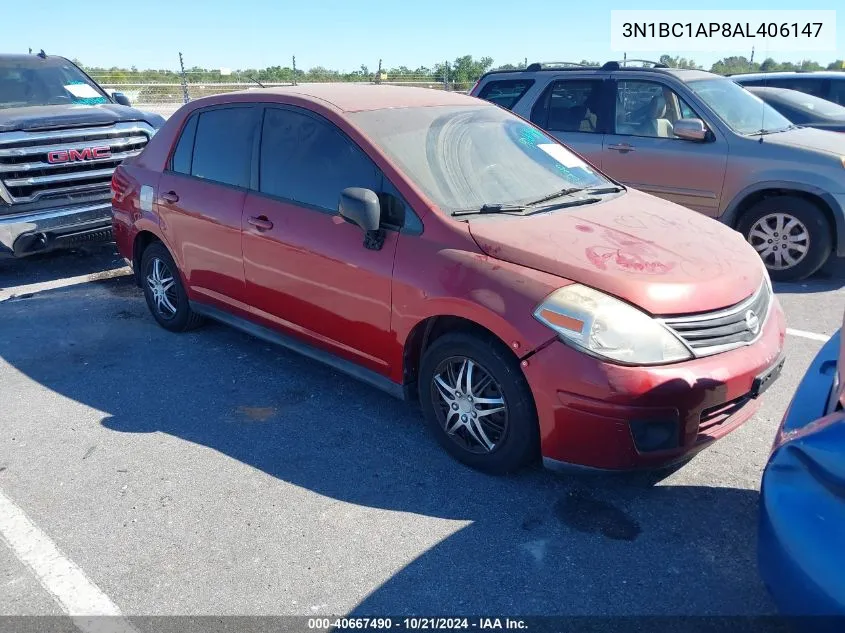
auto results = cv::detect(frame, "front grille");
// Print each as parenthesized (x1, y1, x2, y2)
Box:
(660, 280, 772, 357)
(0, 122, 152, 204)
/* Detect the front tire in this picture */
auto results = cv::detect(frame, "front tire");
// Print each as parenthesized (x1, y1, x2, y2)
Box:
(418, 332, 539, 474)
(140, 241, 204, 332)
(738, 196, 831, 282)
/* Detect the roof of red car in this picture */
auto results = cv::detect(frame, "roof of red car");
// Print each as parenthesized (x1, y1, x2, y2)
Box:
(234, 83, 481, 112)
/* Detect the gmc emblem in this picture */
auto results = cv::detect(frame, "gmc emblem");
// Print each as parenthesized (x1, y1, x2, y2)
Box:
(47, 146, 112, 164)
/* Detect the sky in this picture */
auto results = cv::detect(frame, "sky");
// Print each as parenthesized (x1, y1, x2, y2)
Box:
(4, 0, 843, 72)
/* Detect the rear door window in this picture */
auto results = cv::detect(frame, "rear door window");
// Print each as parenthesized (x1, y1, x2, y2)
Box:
(477, 79, 534, 110)
(259, 107, 381, 212)
(530, 79, 605, 133)
(190, 107, 258, 188)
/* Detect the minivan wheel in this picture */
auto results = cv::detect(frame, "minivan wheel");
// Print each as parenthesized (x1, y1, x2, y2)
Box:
(140, 242, 204, 332)
(738, 196, 831, 282)
(418, 332, 539, 474)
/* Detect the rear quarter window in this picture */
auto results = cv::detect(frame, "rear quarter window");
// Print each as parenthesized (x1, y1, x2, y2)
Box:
(477, 79, 534, 110)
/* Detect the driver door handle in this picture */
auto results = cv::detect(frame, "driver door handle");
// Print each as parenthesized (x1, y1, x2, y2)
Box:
(607, 143, 635, 153)
(247, 215, 273, 231)
(160, 191, 179, 203)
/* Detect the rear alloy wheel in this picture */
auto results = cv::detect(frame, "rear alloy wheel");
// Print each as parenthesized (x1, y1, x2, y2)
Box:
(140, 242, 204, 332)
(738, 196, 831, 282)
(419, 332, 539, 474)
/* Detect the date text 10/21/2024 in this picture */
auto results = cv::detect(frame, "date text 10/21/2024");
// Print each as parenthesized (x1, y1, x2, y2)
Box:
(306, 618, 529, 631)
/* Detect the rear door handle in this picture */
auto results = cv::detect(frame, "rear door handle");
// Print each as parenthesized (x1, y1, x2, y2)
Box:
(247, 215, 274, 231)
(161, 190, 179, 203)
(607, 143, 635, 153)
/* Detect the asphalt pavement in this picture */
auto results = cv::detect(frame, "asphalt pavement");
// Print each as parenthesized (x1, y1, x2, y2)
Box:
(0, 244, 843, 621)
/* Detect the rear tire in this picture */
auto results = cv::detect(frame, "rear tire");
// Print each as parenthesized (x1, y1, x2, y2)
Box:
(738, 196, 831, 282)
(418, 331, 539, 474)
(139, 241, 204, 332)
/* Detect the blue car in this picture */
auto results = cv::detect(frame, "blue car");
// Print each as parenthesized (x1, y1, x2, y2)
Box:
(759, 319, 844, 620)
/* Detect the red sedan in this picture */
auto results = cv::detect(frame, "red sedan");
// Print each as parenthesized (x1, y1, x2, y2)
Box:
(111, 84, 786, 474)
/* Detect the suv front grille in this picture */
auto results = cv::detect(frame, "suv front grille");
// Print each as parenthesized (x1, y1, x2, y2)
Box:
(660, 279, 772, 357)
(0, 122, 152, 204)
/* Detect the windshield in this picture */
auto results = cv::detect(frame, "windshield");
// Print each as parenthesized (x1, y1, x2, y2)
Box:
(349, 105, 610, 213)
(0, 57, 110, 110)
(687, 78, 793, 135)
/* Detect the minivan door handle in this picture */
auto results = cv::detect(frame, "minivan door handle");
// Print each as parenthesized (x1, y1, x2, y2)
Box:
(160, 190, 179, 203)
(607, 143, 635, 153)
(247, 215, 274, 231)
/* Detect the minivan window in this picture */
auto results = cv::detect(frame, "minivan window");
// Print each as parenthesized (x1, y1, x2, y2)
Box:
(531, 79, 604, 133)
(477, 79, 534, 109)
(259, 108, 381, 211)
(190, 107, 257, 188)
(170, 114, 198, 175)
(349, 104, 610, 214)
(687, 78, 793, 135)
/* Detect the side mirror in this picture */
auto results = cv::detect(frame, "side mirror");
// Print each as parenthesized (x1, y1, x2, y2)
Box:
(112, 92, 132, 107)
(339, 187, 384, 250)
(673, 118, 708, 141)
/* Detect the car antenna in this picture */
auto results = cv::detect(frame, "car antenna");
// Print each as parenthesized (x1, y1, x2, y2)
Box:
(38, 49, 46, 59)
(246, 74, 265, 88)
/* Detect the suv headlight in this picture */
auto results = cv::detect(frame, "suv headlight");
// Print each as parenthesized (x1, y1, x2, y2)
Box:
(533, 284, 692, 365)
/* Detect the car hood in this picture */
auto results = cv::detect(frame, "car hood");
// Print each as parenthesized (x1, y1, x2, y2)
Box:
(466, 190, 764, 315)
(0, 104, 158, 132)
(763, 125, 845, 156)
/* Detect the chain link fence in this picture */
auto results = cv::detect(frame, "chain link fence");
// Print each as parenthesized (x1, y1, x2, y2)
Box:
(88, 71, 478, 120)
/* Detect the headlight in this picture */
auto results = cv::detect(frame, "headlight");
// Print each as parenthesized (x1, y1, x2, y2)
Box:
(533, 284, 692, 365)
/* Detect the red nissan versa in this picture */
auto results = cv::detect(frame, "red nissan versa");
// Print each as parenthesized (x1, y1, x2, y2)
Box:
(111, 84, 787, 474)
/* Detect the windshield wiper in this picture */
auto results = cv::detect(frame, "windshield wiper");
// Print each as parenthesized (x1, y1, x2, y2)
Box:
(522, 187, 584, 207)
(585, 186, 624, 195)
(451, 203, 527, 217)
(451, 188, 614, 217)
(522, 197, 601, 214)
(749, 124, 797, 137)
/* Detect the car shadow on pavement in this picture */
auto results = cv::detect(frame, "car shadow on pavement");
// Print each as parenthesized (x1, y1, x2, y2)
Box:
(0, 275, 773, 616)
(0, 243, 125, 290)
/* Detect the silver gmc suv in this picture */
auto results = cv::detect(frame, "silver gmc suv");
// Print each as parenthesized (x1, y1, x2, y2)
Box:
(0, 53, 164, 258)
(471, 60, 845, 281)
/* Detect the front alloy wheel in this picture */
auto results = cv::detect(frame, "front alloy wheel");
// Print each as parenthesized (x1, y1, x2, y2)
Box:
(431, 357, 508, 454)
(418, 332, 539, 474)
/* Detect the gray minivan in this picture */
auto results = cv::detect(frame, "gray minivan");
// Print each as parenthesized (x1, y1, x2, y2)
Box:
(471, 61, 845, 281)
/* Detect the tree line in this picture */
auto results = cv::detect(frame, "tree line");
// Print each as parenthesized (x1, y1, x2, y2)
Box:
(78, 54, 845, 85)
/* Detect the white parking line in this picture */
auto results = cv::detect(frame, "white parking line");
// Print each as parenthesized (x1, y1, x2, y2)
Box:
(786, 328, 831, 342)
(0, 489, 137, 632)
(0, 267, 131, 302)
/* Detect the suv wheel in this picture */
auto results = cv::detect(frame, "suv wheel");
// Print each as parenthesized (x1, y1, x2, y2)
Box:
(418, 332, 539, 474)
(140, 242, 204, 332)
(738, 196, 831, 282)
